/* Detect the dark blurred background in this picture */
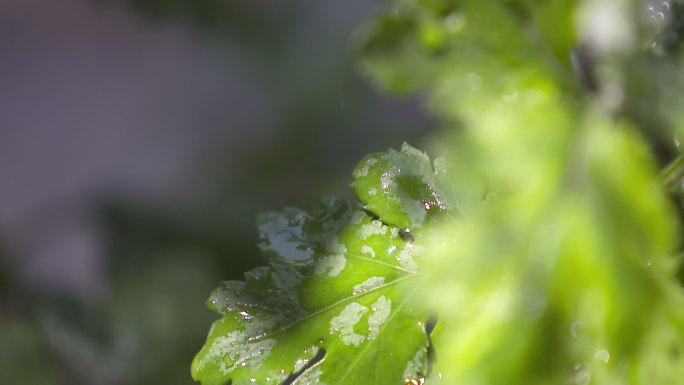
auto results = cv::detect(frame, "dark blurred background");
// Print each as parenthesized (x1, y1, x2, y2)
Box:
(0, 1, 432, 384)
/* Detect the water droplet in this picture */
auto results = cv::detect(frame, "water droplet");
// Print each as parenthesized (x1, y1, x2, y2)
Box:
(595, 349, 610, 364)
(314, 254, 347, 277)
(570, 321, 583, 338)
(423, 199, 432, 211)
(208, 299, 219, 312)
(358, 220, 387, 239)
(466, 73, 482, 91)
(280, 368, 286, 374)
(239, 310, 252, 320)
(417, 321, 423, 327)
(303, 348, 308, 354)
(400, 229, 415, 243)
(570, 365, 591, 385)
(249, 378, 256, 383)
(368, 296, 392, 340)
(396, 244, 421, 272)
(444, 13, 466, 33)
(330, 302, 369, 346)
(241, 362, 247, 367)
(438, 373, 443, 380)
(501, 90, 519, 102)
(403, 376, 426, 385)
(360, 244, 376, 258)
(381, 172, 392, 189)
(294, 358, 309, 372)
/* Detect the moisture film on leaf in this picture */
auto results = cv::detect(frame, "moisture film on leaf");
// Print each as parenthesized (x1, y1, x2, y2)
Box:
(193, 147, 444, 385)
(352, 143, 453, 230)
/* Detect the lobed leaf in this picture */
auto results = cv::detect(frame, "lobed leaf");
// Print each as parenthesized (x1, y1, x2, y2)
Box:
(193, 194, 435, 385)
(351, 143, 453, 230)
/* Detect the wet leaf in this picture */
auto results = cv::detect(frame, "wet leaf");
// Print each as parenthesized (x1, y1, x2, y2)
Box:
(193, 191, 433, 384)
(351, 143, 454, 230)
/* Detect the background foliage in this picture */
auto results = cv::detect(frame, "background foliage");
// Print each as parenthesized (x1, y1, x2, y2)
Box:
(361, 0, 684, 383)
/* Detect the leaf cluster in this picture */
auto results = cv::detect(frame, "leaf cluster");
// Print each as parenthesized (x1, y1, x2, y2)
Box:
(194, 1, 684, 384)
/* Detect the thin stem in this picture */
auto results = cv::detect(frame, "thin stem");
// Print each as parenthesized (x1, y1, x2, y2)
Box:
(659, 154, 684, 191)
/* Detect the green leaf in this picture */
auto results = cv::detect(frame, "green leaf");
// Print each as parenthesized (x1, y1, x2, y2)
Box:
(256, 197, 352, 263)
(351, 143, 453, 230)
(422, 115, 684, 385)
(192, 196, 432, 385)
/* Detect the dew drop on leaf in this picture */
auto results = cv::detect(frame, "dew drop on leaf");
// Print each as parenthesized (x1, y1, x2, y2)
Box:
(444, 12, 466, 33)
(329, 302, 369, 346)
(465, 73, 482, 91)
(358, 220, 387, 239)
(314, 254, 347, 277)
(360, 244, 376, 258)
(594, 349, 610, 364)
(368, 296, 392, 340)
(352, 277, 386, 296)
(570, 321, 583, 338)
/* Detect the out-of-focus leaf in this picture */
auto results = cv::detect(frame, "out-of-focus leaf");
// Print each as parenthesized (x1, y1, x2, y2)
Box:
(356, 1, 684, 385)
(424, 113, 684, 385)
(357, 0, 582, 107)
(0, 318, 58, 385)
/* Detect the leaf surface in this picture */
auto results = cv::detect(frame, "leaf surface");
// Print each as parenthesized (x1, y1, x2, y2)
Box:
(193, 188, 433, 385)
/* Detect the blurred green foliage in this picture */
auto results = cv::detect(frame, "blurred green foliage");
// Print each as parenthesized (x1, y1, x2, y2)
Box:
(360, 0, 684, 384)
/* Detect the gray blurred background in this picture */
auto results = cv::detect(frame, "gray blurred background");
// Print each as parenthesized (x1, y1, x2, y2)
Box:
(0, 0, 431, 384)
